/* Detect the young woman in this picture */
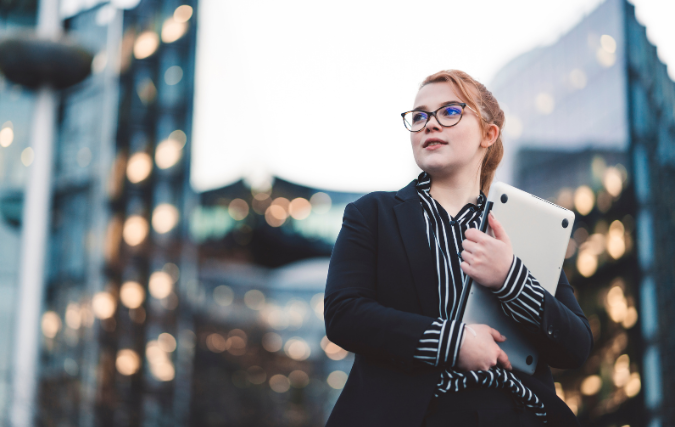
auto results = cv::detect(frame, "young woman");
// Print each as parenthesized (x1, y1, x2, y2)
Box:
(323, 70, 592, 427)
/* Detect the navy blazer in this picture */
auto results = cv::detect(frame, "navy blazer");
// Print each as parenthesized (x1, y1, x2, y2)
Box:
(324, 179, 593, 427)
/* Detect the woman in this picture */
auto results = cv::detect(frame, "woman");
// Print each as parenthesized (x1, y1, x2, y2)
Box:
(323, 70, 592, 427)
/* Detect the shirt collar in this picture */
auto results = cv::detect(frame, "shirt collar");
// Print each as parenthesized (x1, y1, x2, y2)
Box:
(415, 171, 487, 214)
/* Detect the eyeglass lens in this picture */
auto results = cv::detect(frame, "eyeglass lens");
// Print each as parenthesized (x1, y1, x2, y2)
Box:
(403, 104, 464, 131)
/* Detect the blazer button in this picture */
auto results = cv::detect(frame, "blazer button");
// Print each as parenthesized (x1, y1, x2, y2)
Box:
(547, 325, 554, 336)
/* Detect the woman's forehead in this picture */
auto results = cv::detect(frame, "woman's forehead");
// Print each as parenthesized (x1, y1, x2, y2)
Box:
(413, 81, 465, 110)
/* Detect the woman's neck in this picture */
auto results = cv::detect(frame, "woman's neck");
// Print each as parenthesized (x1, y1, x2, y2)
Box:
(428, 171, 481, 218)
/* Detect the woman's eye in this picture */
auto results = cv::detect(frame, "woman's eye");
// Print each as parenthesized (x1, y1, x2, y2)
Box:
(440, 106, 462, 117)
(412, 112, 428, 123)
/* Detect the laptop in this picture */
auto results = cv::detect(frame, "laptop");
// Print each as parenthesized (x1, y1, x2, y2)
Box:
(455, 182, 575, 375)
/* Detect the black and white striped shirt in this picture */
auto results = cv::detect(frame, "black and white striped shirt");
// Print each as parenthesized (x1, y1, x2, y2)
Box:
(411, 172, 548, 422)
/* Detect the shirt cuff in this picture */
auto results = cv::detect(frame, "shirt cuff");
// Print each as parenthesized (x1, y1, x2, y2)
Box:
(492, 256, 546, 331)
(413, 318, 465, 368)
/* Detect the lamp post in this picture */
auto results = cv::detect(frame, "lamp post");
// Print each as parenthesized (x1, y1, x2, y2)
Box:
(0, 0, 92, 425)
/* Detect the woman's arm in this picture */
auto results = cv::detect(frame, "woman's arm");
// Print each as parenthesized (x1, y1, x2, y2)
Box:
(461, 214, 593, 369)
(324, 202, 437, 369)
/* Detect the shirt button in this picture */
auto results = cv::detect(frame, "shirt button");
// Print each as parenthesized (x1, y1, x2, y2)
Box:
(547, 325, 554, 336)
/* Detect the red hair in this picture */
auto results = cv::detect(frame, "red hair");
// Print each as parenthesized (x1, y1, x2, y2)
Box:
(420, 70, 505, 194)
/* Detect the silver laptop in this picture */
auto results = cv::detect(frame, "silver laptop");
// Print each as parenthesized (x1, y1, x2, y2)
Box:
(455, 182, 575, 375)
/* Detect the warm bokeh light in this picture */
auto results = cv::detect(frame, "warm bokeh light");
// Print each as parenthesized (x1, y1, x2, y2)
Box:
(622, 307, 638, 329)
(265, 205, 287, 227)
(0, 124, 14, 147)
(580, 375, 602, 395)
(324, 342, 348, 360)
(311, 293, 324, 319)
(600, 34, 617, 53)
(606, 220, 626, 259)
(173, 5, 193, 23)
(146, 340, 175, 381)
(227, 329, 247, 356)
(535, 92, 555, 114)
(152, 203, 179, 234)
(625, 372, 641, 397)
(262, 332, 282, 352)
(565, 238, 577, 259)
(576, 250, 597, 277)
(247, 366, 266, 385)
(206, 333, 228, 353)
(327, 370, 348, 389)
(289, 370, 310, 388)
(606, 285, 628, 323)
(21, 147, 34, 167)
(92, 292, 116, 319)
(289, 197, 312, 220)
(244, 289, 265, 310)
(126, 152, 152, 183)
(123, 215, 149, 246)
(269, 374, 290, 393)
(574, 185, 595, 215)
(65, 303, 81, 329)
(213, 285, 234, 306)
(158, 333, 177, 352)
(41, 311, 61, 338)
(613, 354, 630, 387)
(228, 199, 249, 220)
(287, 299, 308, 328)
(284, 337, 310, 361)
(556, 188, 574, 210)
(161, 18, 188, 43)
(310, 192, 332, 214)
(120, 281, 145, 309)
(116, 349, 141, 376)
(603, 167, 623, 197)
(149, 271, 173, 299)
(155, 138, 183, 169)
(134, 31, 159, 59)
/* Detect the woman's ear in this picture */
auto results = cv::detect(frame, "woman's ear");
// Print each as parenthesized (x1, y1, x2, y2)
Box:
(480, 123, 500, 148)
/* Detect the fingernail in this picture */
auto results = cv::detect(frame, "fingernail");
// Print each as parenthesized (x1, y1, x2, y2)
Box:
(502, 335, 507, 340)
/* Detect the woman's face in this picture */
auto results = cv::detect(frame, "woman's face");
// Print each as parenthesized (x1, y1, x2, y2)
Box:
(410, 82, 490, 179)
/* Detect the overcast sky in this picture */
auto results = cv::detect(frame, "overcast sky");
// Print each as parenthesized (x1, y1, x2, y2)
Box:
(191, 0, 675, 193)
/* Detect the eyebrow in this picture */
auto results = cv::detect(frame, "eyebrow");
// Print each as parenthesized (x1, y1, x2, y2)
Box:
(412, 100, 463, 111)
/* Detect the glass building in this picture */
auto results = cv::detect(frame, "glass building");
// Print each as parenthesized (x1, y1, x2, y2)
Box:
(490, 0, 674, 426)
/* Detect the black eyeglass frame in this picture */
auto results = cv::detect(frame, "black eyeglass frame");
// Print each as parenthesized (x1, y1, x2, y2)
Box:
(400, 102, 480, 132)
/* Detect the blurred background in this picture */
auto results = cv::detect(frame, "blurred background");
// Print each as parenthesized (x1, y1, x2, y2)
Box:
(0, 0, 673, 426)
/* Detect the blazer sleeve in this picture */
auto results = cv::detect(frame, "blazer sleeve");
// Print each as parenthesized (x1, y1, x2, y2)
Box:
(534, 269, 593, 369)
(324, 202, 438, 369)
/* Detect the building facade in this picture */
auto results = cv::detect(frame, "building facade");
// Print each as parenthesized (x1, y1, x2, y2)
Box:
(490, 0, 675, 426)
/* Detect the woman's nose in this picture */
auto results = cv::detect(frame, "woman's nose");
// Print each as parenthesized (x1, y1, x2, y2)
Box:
(425, 114, 442, 132)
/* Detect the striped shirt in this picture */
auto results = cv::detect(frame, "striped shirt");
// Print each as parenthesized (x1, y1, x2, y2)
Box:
(411, 172, 548, 422)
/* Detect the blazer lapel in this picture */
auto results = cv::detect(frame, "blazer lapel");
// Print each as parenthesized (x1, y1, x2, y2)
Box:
(393, 180, 440, 318)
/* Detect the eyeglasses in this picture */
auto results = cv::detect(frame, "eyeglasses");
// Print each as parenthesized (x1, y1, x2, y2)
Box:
(401, 103, 478, 132)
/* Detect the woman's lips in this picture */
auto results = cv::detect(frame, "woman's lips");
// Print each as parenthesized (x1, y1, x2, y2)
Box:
(423, 139, 448, 150)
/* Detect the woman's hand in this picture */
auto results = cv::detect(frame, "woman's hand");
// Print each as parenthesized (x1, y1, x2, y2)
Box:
(456, 324, 512, 371)
(460, 213, 513, 290)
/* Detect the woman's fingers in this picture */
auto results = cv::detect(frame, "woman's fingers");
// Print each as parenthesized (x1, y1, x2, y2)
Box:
(497, 348, 512, 370)
(489, 327, 506, 342)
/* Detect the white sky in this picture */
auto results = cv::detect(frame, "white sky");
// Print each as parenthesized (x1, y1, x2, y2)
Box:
(191, 0, 675, 193)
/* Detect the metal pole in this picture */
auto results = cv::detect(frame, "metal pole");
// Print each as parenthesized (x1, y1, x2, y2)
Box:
(10, 0, 61, 425)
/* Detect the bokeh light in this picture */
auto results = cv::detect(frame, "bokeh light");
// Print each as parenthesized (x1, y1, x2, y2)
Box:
(152, 203, 179, 234)
(574, 185, 595, 215)
(21, 147, 34, 167)
(0, 122, 14, 147)
(261, 332, 282, 352)
(161, 18, 187, 43)
(92, 292, 116, 319)
(269, 374, 290, 393)
(213, 285, 234, 306)
(244, 289, 265, 310)
(155, 138, 183, 169)
(158, 333, 177, 352)
(41, 311, 61, 338)
(228, 199, 249, 221)
(116, 349, 141, 376)
(149, 271, 173, 299)
(173, 5, 193, 23)
(580, 375, 602, 395)
(120, 281, 145, 309)
(327, 370, 348, 389)
(310, 192, 331, 214)
(284, 337, 310, 361)
(126, 152, 152, 183)
(134, 31, 159, 59)
(123, 215, 149, 246)
(289, 198, 312, 220)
